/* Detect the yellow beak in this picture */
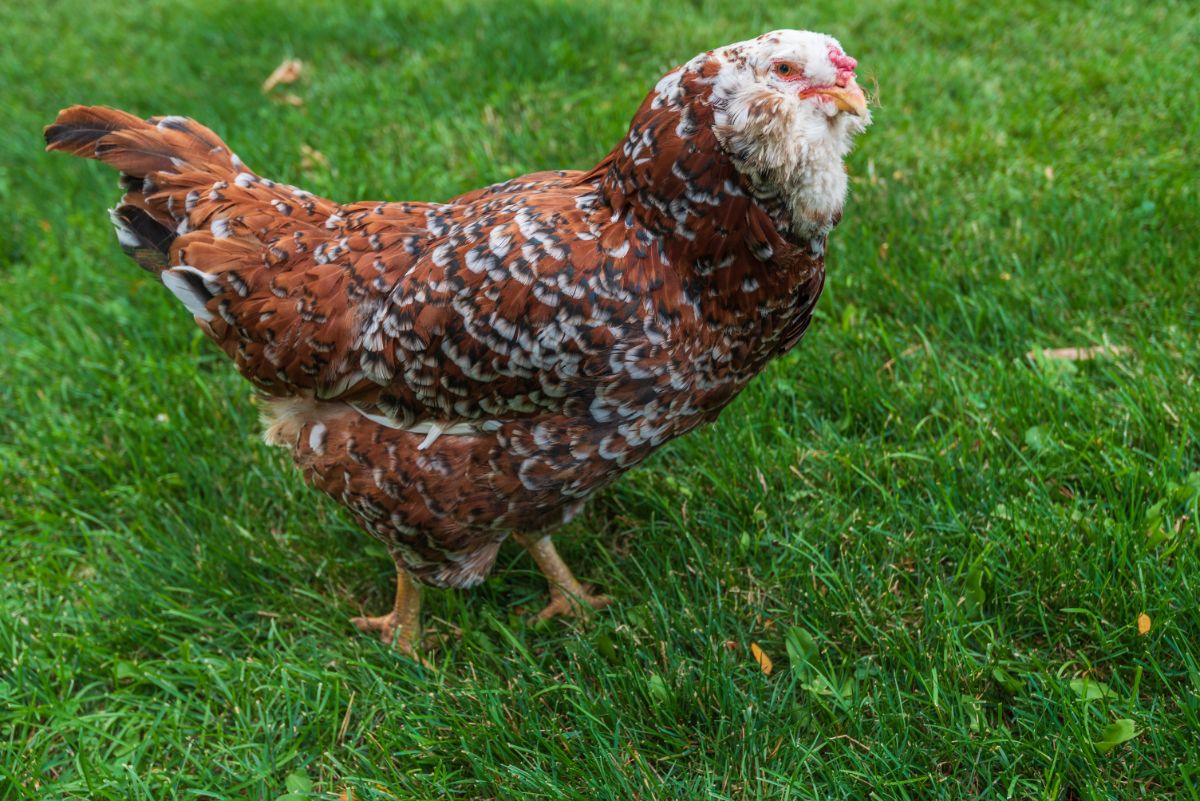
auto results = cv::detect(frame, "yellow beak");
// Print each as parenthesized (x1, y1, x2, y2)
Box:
(809, 80, 868, 117)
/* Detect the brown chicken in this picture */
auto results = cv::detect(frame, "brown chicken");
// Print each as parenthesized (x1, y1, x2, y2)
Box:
(45, 29, 870, 654)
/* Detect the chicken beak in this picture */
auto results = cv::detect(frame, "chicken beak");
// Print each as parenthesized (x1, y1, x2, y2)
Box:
(813, 80, 868, 117)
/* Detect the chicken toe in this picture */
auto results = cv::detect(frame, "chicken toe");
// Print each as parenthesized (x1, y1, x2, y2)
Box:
(351, 564, 422, 655)
(513, 533, 611, 621)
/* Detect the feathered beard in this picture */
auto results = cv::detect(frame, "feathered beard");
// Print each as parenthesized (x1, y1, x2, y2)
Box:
(714, 87, 870, 238)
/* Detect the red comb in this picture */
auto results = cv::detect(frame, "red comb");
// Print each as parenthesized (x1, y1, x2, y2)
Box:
(828, 47, 857, 73)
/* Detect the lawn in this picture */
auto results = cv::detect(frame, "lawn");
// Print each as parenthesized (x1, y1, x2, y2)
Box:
(1, 0, 1198, 798)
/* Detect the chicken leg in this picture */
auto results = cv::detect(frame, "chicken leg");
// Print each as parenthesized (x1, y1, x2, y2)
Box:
(351, 559, 421, 655)
(513, 533, 611, 620)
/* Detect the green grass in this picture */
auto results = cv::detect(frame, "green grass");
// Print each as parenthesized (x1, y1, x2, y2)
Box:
(2, 0, 1198, 798)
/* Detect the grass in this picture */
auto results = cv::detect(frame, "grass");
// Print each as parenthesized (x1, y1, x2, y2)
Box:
(1, 0, 1198, 798)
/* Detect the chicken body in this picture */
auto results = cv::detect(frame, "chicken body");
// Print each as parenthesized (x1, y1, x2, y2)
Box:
(253, 159, 828, 591)
(46, 30, 870, 651)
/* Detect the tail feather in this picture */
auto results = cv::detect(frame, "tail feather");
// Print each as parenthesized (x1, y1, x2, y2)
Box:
(43, 105, 146, 158)
(45, 105, 234, 175)
(144, 114, 231, 154)
(45, 105, 244, 272)
(108, 204, 173, 271)
(45, 104, 346, 371)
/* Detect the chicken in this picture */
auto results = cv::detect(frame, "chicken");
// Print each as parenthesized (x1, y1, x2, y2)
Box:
(45, 29, 870, 655)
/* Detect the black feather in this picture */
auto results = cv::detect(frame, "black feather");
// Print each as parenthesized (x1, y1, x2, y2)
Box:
(116, 204, 175, 254)
(43, 124, 111, 153)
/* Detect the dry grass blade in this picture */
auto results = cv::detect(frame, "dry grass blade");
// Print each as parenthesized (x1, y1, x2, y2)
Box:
(1026, 344, 1130, 362)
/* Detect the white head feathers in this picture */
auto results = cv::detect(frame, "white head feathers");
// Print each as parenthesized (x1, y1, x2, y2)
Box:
(675, 30, 873, 236)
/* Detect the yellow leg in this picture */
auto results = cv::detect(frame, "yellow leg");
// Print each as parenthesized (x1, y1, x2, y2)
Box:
(351, 561, 421, 655)
(513, 533, 611, 621)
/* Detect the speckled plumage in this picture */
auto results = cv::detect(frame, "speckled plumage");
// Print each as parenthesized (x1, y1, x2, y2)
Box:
(46, 31, 869, 595)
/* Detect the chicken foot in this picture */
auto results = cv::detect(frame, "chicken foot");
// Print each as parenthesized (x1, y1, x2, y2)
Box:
(351, 559, 422, 656)
(513, 533, 611, 621)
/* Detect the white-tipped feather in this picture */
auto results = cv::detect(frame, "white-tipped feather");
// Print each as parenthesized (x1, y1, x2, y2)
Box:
(349, 404, 405, 429)
(107, 208, 142, 249)
(307, 422, 328, 454)
(344, 404, 489, 446)
(160, 266, 221, 321)
(417, 422, 444, 450)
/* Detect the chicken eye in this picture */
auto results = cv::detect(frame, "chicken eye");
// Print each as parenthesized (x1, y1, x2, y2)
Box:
(776, 63, 791, 76)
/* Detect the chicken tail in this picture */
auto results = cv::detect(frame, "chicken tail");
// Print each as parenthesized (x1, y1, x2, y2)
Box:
(44, 105, 241, 272)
